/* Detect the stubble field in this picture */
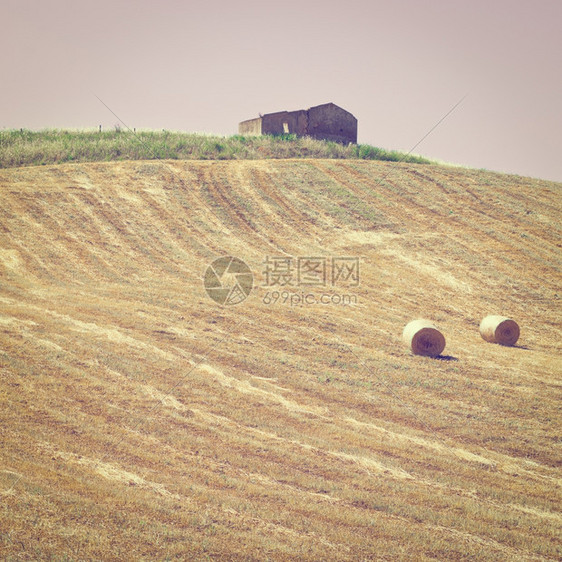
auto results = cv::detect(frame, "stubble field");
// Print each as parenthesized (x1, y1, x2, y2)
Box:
(1, 158, 561, 560)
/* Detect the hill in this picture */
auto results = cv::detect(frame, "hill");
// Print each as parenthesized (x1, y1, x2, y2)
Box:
(0, 158, 561, 560)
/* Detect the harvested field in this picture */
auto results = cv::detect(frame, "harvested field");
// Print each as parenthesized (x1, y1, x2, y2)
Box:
(1, 159, 561, 560)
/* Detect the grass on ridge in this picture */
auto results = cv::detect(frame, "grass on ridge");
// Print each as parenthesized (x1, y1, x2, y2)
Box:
(0, 128, 431, 168)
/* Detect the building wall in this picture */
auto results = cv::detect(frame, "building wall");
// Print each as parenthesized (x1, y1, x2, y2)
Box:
(239, 103, 357, 144)
(261, 110, 308, 136)
(307, 103, 357, 144)
(238, 117, 263, 136)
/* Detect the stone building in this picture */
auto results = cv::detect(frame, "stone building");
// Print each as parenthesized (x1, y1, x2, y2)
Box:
(238, 103, 357, 144)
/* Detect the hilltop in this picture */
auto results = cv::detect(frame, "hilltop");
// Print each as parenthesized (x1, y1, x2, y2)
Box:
(0, 158, 560, 560)
(0, 129, 430, 168)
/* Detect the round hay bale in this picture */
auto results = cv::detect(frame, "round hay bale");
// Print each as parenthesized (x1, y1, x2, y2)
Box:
(402, 319, 446, 357)
(479, 315, 519, 346)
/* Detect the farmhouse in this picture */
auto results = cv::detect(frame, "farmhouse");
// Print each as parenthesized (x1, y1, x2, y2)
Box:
(239, 103, 357, 144)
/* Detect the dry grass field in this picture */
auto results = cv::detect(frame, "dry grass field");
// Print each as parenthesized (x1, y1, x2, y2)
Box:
(0, 158, 561, 560)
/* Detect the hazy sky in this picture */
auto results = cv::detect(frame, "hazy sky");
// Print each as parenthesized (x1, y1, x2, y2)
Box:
(2, 0, 561, 182)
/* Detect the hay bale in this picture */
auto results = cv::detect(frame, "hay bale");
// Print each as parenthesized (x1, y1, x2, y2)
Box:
(479, 315, 520, 346)
(402, 319, 446, 357)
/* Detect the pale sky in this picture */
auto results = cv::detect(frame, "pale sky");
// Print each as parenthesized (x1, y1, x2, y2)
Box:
(2, 0, 561, 182)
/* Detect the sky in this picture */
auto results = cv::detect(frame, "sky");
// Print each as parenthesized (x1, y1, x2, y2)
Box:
(2, 0, 561, 182)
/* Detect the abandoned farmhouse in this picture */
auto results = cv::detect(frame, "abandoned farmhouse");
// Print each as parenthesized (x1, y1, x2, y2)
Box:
(238, 103, 357, 144)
